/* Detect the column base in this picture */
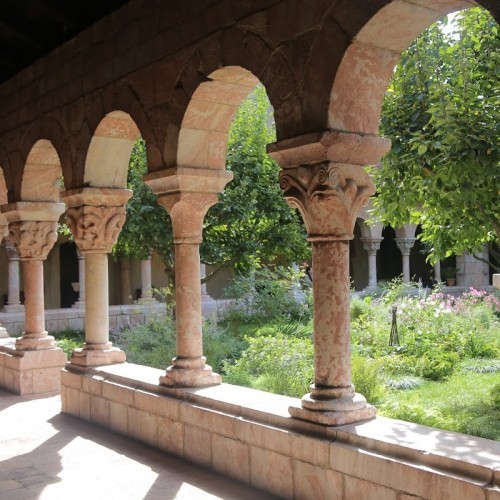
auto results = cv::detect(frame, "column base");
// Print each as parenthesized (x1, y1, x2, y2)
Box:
(160, 357, 221, 387)
(72, 300, 85, 309)
(15, 333, 57, 351)
(0, 325, 8, 338)
(137, 297, 158, 305)
(0, 342, 67, 394)
(289, 384, 377, 426)
(2, 304, 25, 313)
(69, 345, 126, 367)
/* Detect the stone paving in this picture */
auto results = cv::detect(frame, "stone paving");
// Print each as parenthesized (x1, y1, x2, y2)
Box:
(0, 389, 277, 500)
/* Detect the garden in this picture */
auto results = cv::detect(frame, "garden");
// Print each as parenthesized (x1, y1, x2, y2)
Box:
(55, 271, 500, 441)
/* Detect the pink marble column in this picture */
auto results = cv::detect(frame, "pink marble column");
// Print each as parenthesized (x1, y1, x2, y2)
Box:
(63, 187, 132, 366)
(146, 166, 232, 387)
(270, 130, 391, 426)
(8, 219, 61, 350)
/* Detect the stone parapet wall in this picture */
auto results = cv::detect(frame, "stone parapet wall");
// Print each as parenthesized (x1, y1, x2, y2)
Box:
(61, 364, 500, 500)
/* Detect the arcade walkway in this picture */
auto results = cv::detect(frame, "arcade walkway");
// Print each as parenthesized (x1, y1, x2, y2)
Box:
(0, 389, 276, 500)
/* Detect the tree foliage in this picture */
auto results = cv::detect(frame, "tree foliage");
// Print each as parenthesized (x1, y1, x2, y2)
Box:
(201, 84, 309, 276)
(113, 139, 174, 273)
(371, 7, 500, 269)
(114, 85, 309, 280)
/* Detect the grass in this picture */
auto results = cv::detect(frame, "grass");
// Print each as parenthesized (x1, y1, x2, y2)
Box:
(380, 369, 500, 440)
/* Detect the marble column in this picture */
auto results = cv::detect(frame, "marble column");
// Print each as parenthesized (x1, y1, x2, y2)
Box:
(63, 187, 132, 366)
(119, 258, 132, 304)
(0, 223, 10, 337)
(270, 130, 391, 425)
(360, 238, 382, 288)
(7, 207, 64, 350)
(433, 260, 441, 284)
(395, 238, 416, 284)
(2, 238, 24, 313)
(72, 248, 85, 308)
(200, 263, 212, 301)
(138, 254, 156, 304)
(146, 166, 232, 387)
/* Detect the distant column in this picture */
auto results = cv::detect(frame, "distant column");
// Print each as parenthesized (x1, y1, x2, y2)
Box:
(2, 238, 24, 312)
(200, 263, 211, 301)
(361, 238, 382, 288)
(138, 253, 157, 304)
(433, 261, 441, 284)
(72, 248, 85, 308)
(395, 238, 416, 284)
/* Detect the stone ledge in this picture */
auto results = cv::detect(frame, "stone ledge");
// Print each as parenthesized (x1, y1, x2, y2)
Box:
(63, 361, 500, 497)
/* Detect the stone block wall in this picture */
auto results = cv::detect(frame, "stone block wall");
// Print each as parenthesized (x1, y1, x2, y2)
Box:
(61, 364, 500, 500)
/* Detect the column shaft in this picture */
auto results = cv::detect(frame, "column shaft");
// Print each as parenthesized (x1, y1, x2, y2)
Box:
(141, 257, 153, 300)
(78, 254, 85, 300)
(85, 253, 110, 346)
(312, 240, 351, 388)
(23, 260, 45, 334)
(8, 258, 21, 306)
(368, 253, 377, 287)
(402, 254, 411, 284)
(175, 243, 203, 359)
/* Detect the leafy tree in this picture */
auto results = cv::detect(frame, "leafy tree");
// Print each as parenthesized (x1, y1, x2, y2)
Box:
(201, 84, 309, 277)
(113, 139, 174, 276)
(371, 7, 500, 270)
(115, 86, 309, 282)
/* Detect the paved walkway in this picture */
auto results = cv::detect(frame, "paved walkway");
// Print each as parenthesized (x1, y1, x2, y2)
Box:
(0, 389, 277, 500)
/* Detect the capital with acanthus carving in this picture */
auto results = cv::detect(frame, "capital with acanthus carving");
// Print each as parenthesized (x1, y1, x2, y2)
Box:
(395, 238, 417, 256)
(279, 162, 375, 241)
(360, 237, 383, 254)
(66, 205, 127, 254)
(8, 221, 58, 260)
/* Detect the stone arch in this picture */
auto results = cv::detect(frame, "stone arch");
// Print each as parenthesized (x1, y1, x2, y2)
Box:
(395, 223, 418, 240)
(15, 117, 71, 200)
(21, 139, 63, 203)
(328, 0, 489, 135)
(82, 82, 160, 186)
(0, 144, 9, 206)
(177, 66, 260, 169)
(84, 110, 141, 188)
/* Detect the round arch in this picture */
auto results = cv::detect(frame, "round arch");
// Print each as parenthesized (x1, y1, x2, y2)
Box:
(21, 139, 63, 203)
(84, 110, 141, 188)
(177, 66, 261, 170)
(328, 0, 494, 135)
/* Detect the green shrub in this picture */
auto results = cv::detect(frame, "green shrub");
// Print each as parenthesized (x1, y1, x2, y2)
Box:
(491, 383, 500, 411)
(223, 334, 313, 397)
(53, 328, 84, 357)
(351, 355, 386, 404)
(114, 318, 176, 369)
(418, 351, 459, 381)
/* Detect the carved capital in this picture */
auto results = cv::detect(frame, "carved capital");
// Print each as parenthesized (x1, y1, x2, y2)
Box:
(279, 162, 375, 241)
(360, 237, 383, 254)
(395, 238, 416, 255)
(146, 166, 233, 244)
(66, 205, 126, 253)
(8, 221, 58, 260)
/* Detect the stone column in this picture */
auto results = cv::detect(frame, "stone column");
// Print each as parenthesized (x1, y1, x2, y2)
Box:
(2, 237, 24, 313)
(0, 222, 10, 337)
(146, 166, 232, 387)
(360, 238, 382, 288)
(270, 130, 390, 425)
(4, 202, 65, 350)
(395, 238, 416, 284)
(72, 248, 85, 308)
(138, 254, 156, 303)
(200, 263, 212, 301)
(119, 258, 132, 304)
(433, 261, 441, 284)
(63, 187, 132, 366)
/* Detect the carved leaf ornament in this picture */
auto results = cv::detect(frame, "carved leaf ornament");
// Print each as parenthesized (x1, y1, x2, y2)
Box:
(279, 162, 372, 240)
(9, 221, 58, 260)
